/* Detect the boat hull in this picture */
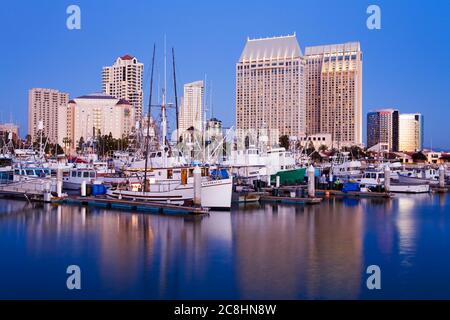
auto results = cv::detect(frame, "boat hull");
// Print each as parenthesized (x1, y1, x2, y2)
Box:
(398, 174, 438, 185)
(390, 184, 430, 193)
(106, 178, 233, 209)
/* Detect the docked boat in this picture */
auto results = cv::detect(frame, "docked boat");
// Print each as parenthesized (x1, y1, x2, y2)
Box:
(359, 168, 430, 193)
(397, 168, 439, 185)
(106, 166, 233, 209)
(223, 145, 305, 185)
(329, 152, 362, 181)
(62, 168, 102, 190)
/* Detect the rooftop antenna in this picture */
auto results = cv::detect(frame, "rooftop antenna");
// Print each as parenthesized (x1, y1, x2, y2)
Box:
(143, 44, 156, 194)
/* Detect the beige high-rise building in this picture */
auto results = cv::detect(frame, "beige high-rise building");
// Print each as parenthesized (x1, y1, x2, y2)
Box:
(64, 94, 134, 149)
(236, 34, 306, 144)
(179, 80, 204, 134)
(399, 113, 424, 152)
(304, 42, 363, 146)
(28, 88, 69, 143)
(102, 55, 143, 121)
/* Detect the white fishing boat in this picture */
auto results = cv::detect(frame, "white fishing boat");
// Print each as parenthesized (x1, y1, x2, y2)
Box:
(223, 145, 302, 184)
(330, 152, 362, 180)
(62, 168, 101, 190)
(127, 149, 187, 170)
(106, 166, 233, 209)
(359, 168, 430, 193)
(397, 172, 439, 185)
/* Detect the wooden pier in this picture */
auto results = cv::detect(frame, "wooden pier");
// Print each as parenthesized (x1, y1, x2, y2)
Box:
(62, 196, 210, 216)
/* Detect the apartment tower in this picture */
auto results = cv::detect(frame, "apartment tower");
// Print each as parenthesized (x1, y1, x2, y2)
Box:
(304, 42, 363, 147)
(367, 109, 399, 152)
(102, 55, 144, 121)
(236, 34, 306, 144)
(28, 88, 69, 143)
(178, 80, 204, 134)
(399, 113, 424, 152)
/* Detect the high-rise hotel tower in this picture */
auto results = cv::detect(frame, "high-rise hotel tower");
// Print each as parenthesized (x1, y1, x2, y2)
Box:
(304, 42, 363, 146)
(28, 88, 69, 143)
(236, 34, 306, 144)
(102, 55, 144, 121)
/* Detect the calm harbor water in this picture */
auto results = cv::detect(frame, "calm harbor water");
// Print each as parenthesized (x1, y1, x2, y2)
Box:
(0, 193, 449, 299)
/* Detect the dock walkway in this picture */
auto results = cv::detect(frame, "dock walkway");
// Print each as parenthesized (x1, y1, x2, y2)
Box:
(62, 196, 209, 216)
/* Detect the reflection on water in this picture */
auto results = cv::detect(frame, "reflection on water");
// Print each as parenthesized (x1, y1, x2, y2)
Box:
(0, 193, 449, 299)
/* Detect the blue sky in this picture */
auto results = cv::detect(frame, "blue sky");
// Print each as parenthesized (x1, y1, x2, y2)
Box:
(0, 0, 449, 148)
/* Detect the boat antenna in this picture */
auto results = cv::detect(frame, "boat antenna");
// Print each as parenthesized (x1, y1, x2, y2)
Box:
(143, 44, 156, 193)
(172, 47, 179, 139)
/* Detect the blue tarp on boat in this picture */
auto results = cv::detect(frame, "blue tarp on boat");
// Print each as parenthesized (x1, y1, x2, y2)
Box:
(210, 169, 229, 179)
(342, 182, 360, 193)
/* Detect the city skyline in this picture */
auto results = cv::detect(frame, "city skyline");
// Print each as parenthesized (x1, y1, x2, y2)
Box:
(1, 0, 449, 148)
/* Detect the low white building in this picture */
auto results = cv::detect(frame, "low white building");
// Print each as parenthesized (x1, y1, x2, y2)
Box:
(61, 94, 134, 150)
(297, 133, 332, 149)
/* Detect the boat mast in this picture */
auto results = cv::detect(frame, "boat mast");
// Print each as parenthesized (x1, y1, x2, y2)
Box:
(172, 47, 179, 139)
(143, 44, 156, 193)
(161, 36, 168, 167)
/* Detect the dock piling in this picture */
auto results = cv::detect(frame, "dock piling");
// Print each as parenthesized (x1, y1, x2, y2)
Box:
(193, 165, 201, 206)
(307, 165, 315, 198)
(57, 168, 63, 197)
(384, 166, 391, 193)
(439, 166, 445, 189)
(81, 181, 87, 197)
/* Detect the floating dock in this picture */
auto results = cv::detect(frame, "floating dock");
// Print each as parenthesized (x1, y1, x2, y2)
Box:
(259, 195, 322, 205)
(316, 189, 394, 198)
(232, 192, 264, 203)
(61, 196, 209, 216)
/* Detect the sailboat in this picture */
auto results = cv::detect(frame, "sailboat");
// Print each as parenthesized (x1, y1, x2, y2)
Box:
(106, 44, 233, 209)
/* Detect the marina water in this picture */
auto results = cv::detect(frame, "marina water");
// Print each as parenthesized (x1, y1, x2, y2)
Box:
(0, 193, 449, 299)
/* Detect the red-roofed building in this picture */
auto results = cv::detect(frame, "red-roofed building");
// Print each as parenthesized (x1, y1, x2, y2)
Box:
(102, 55, 143, 121)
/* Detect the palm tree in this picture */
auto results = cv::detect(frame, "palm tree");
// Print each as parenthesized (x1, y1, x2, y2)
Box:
(318, 144, 328, 153)
(279, 135, 290, 150)
(62, 137, 72, 155)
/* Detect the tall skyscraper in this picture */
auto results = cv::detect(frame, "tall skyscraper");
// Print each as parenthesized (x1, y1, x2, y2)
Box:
(399, 113, 424, 152)
(236, 34, 306, 144)
(102, 55, 143, 121)
(366, 109, 399, 152)
(304, 42, 363, 146)
(178, 80, 204, 133)
(28, 88, 69, 143)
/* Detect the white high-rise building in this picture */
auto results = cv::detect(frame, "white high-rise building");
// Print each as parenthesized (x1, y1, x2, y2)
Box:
(399, 113, 424, 152)
(236, 34, 306, 144)
(28, 88, 69, 144)
(62, 94, 134, 149)
(102, 55, 144, 121)
(179, 80, 204, 134)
